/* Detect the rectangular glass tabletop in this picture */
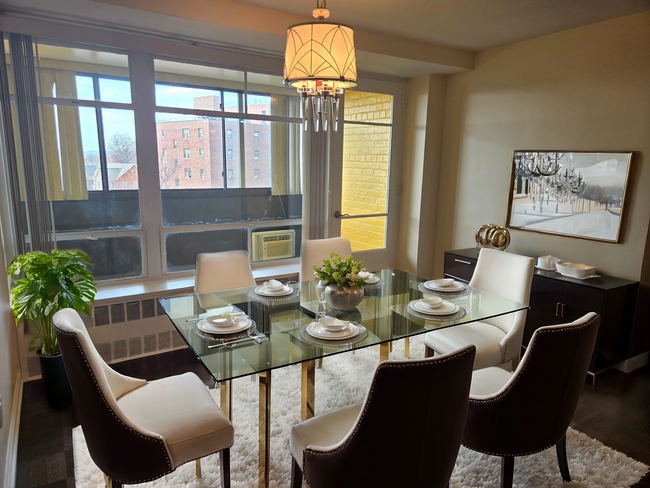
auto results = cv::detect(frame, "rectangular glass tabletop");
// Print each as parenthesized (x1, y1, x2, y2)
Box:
(159, 268, 528, 382)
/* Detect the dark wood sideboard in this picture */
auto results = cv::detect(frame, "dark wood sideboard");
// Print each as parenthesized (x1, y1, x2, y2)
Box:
(444, 248, 640, 383)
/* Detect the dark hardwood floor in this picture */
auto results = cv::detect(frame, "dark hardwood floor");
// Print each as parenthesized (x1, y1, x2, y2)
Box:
(14, 349, 650, 488)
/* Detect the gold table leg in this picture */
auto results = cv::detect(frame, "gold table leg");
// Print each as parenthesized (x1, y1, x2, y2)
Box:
(103, 473, 112, 488)
(259, 370, 271, 488)
(196, 459, 202, 478)
(220, 380, 232, 421)
(404, 337, 410, 357)
(301, 360, 315, 420)
(380, 342, 390, 362)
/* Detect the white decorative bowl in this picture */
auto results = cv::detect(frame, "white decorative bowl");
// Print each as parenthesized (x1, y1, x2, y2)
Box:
(556, 262, 597, 277)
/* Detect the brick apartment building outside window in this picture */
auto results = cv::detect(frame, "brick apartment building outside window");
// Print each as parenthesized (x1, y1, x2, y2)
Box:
(173, 139, 178, 148)
(185, 168, 191, 178)
(184, 149, 190, 158)
(182, 128, 190, 138)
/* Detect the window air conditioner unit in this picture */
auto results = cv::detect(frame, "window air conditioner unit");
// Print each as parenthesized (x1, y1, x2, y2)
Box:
(252, 230, 295, 261)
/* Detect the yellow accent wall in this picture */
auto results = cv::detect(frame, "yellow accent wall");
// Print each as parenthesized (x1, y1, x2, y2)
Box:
(341, 91, 392, 252)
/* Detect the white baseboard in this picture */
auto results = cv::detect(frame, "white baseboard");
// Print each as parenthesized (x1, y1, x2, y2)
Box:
(4, 371, 22, 488)
(614, 351, 649, 373)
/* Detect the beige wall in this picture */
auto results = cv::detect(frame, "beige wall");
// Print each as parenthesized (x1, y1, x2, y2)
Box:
(0, 237, 19, 485)
(433, 12, 650, 282)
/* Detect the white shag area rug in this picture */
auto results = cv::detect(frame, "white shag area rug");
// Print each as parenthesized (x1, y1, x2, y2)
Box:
(73, 335, 648, 488)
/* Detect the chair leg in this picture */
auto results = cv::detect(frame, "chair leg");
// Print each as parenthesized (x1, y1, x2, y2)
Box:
(103, 473, 112, 488)
(196, 458, 201, 478)
(501, 456, 514, 488)
(220, 448, 231, 488)
(556, 434, 571, 482)
(291, 456, 303, 488)
(425, 345, 435, 358)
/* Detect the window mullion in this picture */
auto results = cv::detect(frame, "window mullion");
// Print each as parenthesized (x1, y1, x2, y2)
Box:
(128, 51, 164, 280)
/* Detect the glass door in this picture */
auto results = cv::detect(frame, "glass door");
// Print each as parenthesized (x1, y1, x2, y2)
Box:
(329, 81, 403, 270)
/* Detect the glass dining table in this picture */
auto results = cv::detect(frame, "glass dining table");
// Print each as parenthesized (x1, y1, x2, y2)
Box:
(158, 268, 528, 488)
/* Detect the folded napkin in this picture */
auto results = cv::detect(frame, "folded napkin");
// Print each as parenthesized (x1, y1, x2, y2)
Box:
(358, 271, 374, 279)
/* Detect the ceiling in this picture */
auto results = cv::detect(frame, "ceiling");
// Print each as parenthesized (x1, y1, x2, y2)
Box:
(2, 0, 648, 78)
(234, 0, 650, 51)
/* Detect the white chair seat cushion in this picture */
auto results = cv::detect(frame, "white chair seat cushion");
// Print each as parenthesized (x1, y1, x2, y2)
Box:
(117, 372, 234, 468)
(425, 321, 505, 370)
(470, 366, 514, 398)
(290, 403, 363, 463)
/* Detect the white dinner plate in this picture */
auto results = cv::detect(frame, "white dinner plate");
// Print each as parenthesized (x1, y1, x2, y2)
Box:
(423, 280, 466, 292)
(558, 272, 601, 280)
(197, 317, 253, 335)
(412, 300, 458, 315)
(306, 322, 361, 340)
(535, 265, 556, 271)
(254, 285, 294, 297)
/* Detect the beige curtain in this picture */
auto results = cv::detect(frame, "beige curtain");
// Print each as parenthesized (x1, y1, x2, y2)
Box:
(39, 68, 87, 200)
(270, 95, 301, 195)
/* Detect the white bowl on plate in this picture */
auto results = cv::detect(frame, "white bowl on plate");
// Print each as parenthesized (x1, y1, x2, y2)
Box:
(556, 262, 596, 277)
(432, 278, 454, 287)
(421, 296, 443, 308)
(263, 279, 284, 290)
(318, 317, 350, 332)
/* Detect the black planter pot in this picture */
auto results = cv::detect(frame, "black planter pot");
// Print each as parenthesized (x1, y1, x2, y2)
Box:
(39, 353, 73, 409)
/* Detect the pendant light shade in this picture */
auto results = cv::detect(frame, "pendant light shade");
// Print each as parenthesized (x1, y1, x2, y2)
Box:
(283, 2, 357, 132)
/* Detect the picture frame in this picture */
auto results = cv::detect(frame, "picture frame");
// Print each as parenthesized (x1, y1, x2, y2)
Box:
(505, 151, 633, 243)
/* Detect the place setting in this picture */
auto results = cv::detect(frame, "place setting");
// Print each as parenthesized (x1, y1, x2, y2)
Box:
(247, 279, 300, 302)
(359, 270, 384, 288)
(406, 294, 467, 322)
(418, 277, 472, 298)
(299, 316, 369, 347)
(194, 307, 265, 347)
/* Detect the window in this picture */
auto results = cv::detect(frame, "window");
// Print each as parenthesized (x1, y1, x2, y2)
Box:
(262, 110, 267, 115)
(227, 129, 232, 139)
(163, 149, 167, 157)
(182, 128, 190, 138)
(162, 129, 166, 139)
(227, 149, 233, 159)
(254, 131, 259, 141)
(185, 168, 191, 178)
(164, 167, 169, 177)
(200, 169, 205, 179)
(123, 181, 127, 188)
(254, 169, 260, 179)
(174, 159, 179, 168)
(175, 178, 180, 187)
(184, 149, 191, 158)
(198, 128, 203, 138)
(254, 150, 260, 160)
(199, 148, 204, 158)
(132, 170, 137, 175)
(228, 169, 234, 179)
(173, 139, 178, 148)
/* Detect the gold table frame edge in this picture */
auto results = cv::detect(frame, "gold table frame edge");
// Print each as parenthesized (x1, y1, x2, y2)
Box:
(301, 360, 316, 420)
(259, 370, 271, 488)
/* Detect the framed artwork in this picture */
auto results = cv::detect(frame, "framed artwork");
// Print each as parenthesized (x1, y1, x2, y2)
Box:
(505, 151, 633, 242)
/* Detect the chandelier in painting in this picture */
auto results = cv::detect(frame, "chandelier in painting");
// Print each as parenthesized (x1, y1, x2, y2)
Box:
(283, 0, 357, 132)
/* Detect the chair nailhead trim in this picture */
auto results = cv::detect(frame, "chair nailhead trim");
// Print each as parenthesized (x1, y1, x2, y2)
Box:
(55, 325, 173, 484)
(302, 347, 476, 482)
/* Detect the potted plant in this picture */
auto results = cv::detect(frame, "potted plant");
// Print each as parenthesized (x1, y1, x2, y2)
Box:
(313, 253, 366, 310)
(7, 249, 97, 409)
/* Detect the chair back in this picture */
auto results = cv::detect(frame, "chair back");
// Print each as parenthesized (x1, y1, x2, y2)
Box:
(304, 345, 476, 488)
(195, 250, 256, 293)
(469, 248, 534, 340)
(53, 309, 172, 483)
(463, 312, 600, 456)
(300, 237, 352, 283)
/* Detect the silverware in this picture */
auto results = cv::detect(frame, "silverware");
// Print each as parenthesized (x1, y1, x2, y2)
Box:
(207, 334, 265, 348)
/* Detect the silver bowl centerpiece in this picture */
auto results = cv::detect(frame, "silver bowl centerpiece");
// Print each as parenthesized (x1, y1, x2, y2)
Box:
(313, 253, 366, 311)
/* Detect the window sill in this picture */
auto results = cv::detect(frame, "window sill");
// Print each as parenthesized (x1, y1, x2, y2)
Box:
(95, 263, 300, 302)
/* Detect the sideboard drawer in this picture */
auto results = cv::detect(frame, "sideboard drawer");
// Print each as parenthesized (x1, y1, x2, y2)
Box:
(444, 251, 478, 283)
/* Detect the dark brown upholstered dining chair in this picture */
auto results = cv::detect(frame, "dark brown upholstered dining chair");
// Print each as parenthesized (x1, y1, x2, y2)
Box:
(289, 345, 476, 488)
(462, 312, 600, 488)
(53, 308, 234, 487)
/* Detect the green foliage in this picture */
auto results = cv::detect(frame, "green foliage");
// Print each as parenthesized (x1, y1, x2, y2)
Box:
(312, 253, 366, 288)
(7, 249, 97, 357)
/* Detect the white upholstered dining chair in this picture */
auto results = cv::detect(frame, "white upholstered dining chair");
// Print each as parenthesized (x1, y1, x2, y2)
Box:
(195, 250, 257, 309)
(425, 248, 535, 369)
(289, 345, 476, 488)
(300, 237, 353, 283)
(53, 308, 234, 487)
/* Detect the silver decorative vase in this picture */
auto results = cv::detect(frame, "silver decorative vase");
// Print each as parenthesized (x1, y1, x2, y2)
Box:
(324, 282, 364, 310)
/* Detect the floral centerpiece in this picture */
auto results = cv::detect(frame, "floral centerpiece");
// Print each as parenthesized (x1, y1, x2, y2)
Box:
(313, 253, 365, 310)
